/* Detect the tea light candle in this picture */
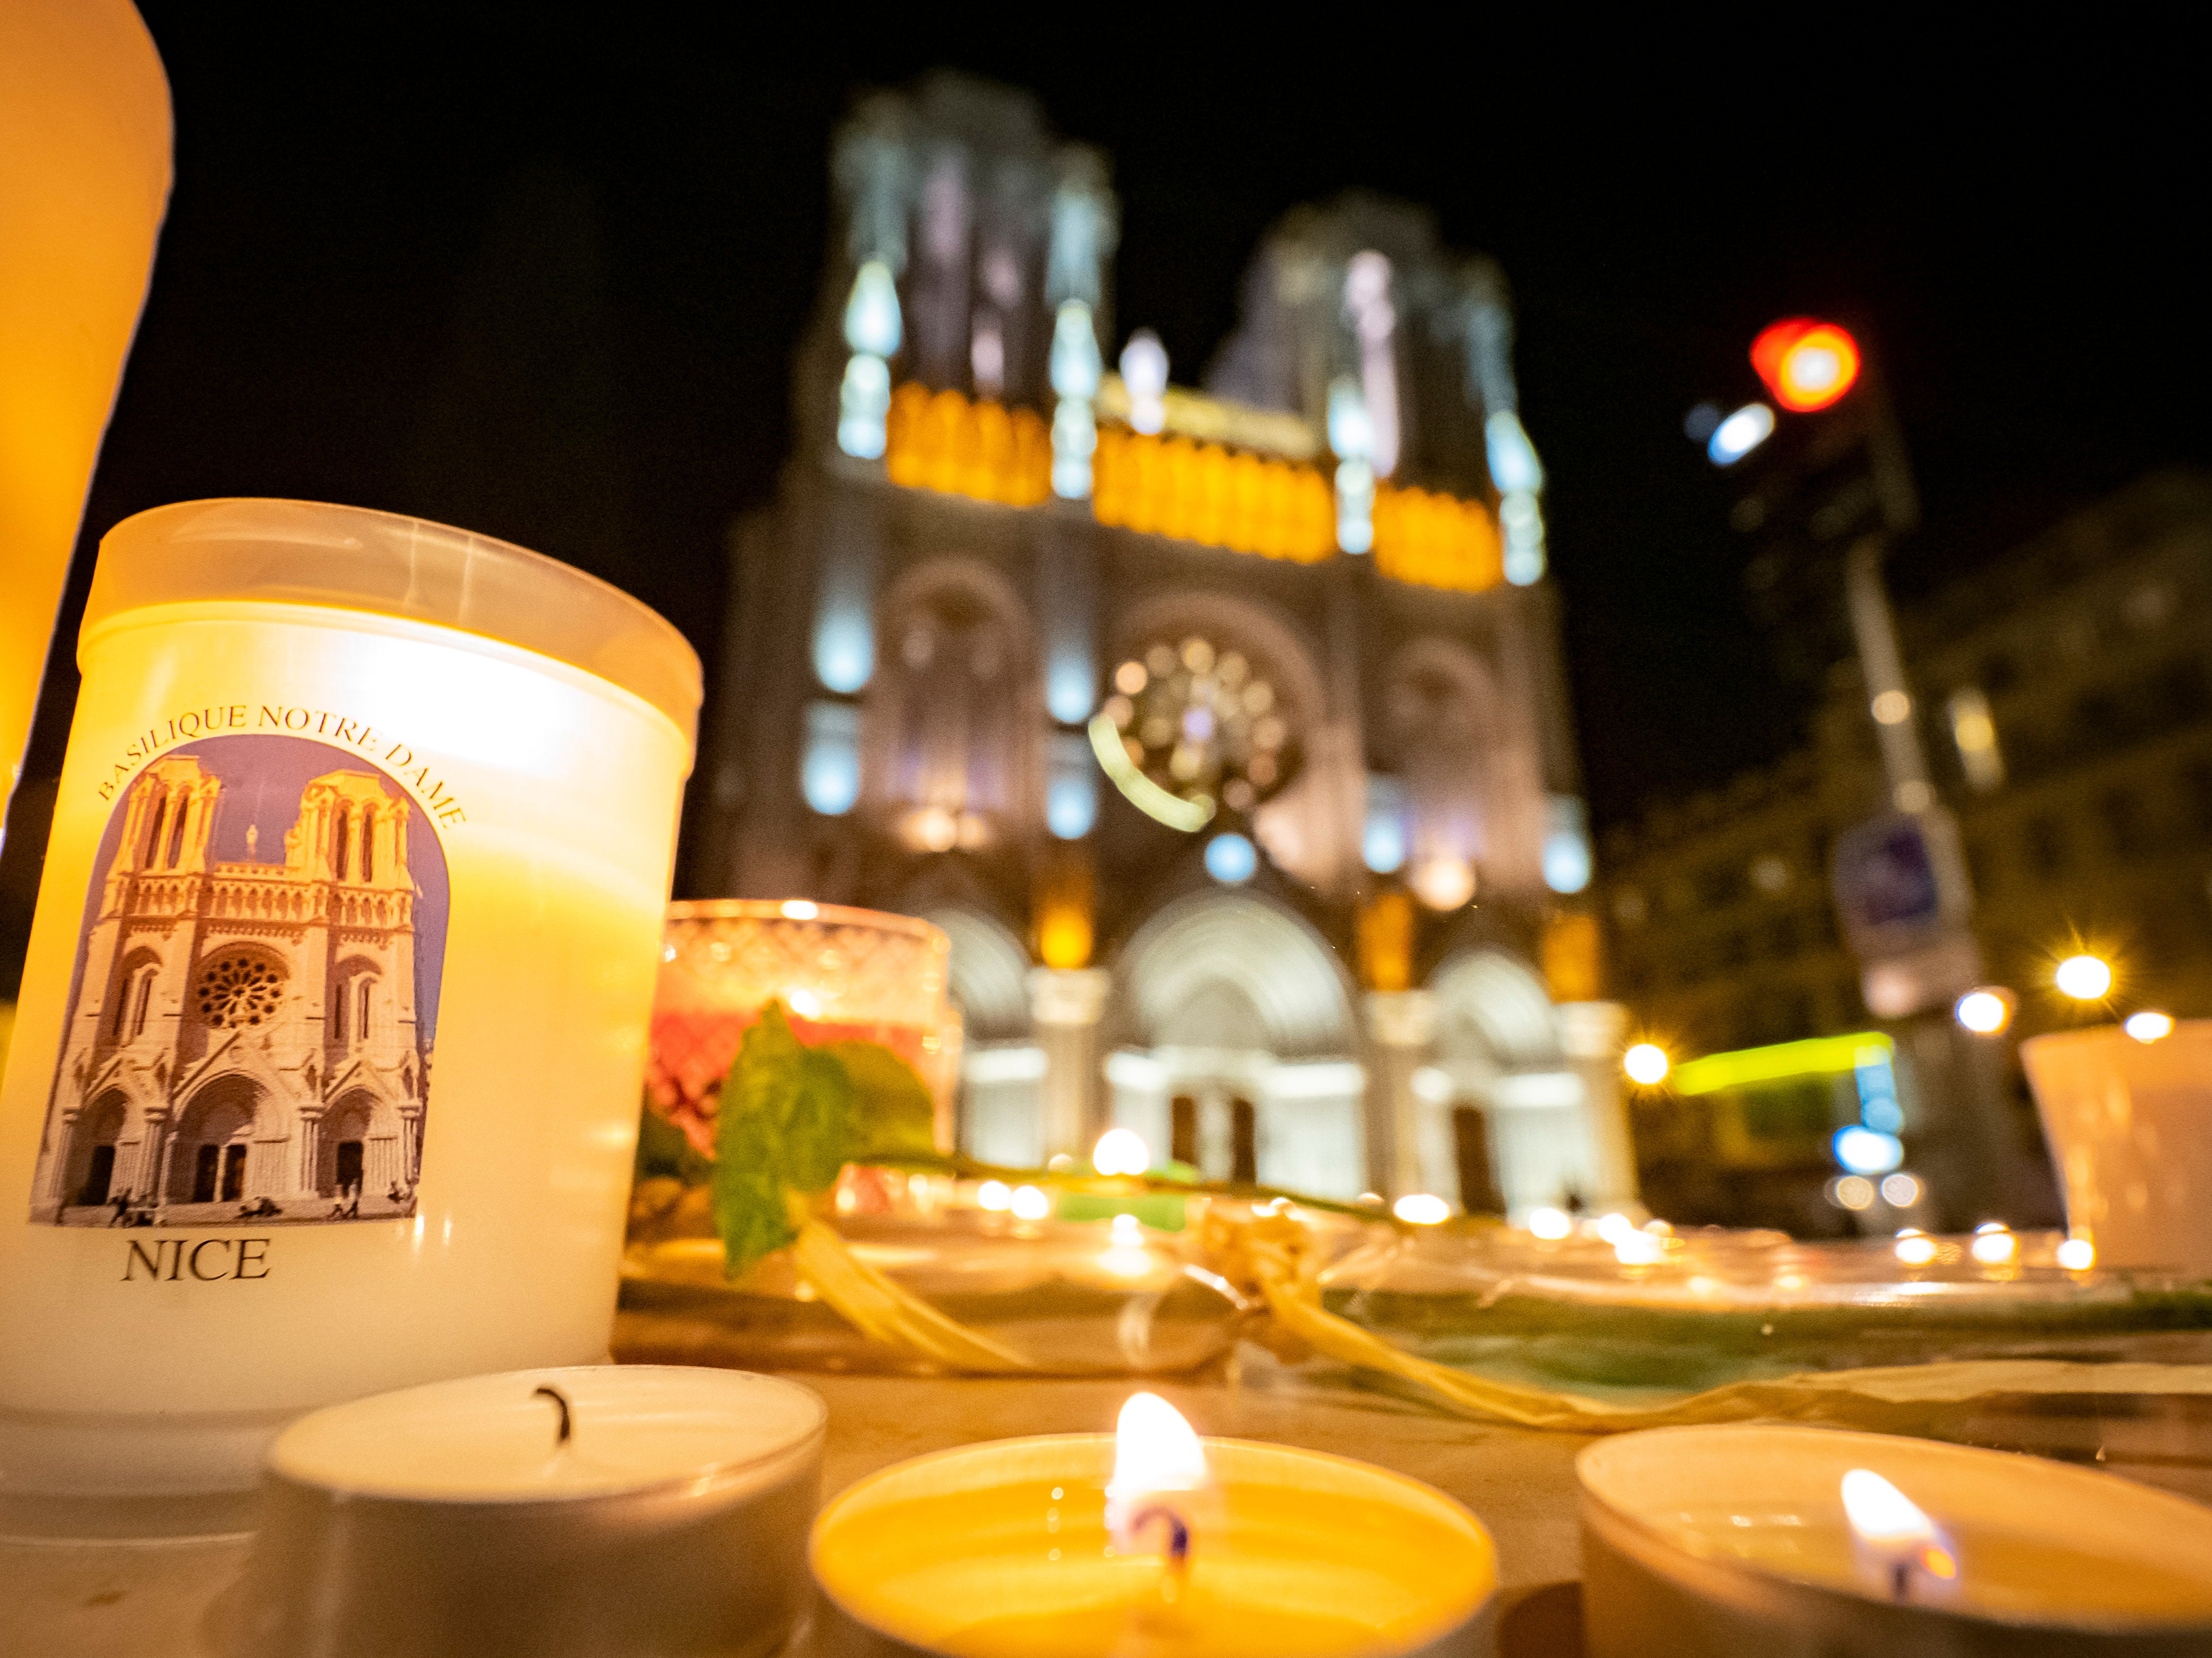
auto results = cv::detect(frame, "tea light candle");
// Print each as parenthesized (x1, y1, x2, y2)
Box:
(1578, 1425, 2212, 1657)
(0, 500, 699, 1499)
(811, 1392, 1497, 1657)
(225, 1365, 823, 1658)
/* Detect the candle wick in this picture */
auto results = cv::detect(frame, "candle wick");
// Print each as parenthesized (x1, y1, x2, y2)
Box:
(1890, 1560, 1910, 1604)
(1129, 1502, 1191, 1573)
(533, 1385, 574, 1446)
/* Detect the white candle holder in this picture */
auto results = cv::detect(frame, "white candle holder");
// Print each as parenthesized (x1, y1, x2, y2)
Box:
(2022, 1022, 2212, 1272)
(0, 499, 699, 1504)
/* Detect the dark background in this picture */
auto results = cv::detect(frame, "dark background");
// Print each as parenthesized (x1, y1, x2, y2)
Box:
(5, 17, 2203, 982)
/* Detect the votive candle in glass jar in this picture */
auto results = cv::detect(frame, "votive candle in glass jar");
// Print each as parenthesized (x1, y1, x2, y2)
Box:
(645, 900, 958, 1159)
(0, 499, 699, 1500)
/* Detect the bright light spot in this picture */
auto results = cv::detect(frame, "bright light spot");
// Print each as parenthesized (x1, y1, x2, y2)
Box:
(1752, 319, 1862, 413)
(1832, 1175, 1876, 1211)
(976, 1180, 1013, 1213)
(1870, 689, 1912, 725)
(1706, 401, 1775, 466)
(837, 350, 892, 459)
(1098, 1246, 1153, 1279)
(1010, 1185, 1052, 1222)
(1971, 1227, 2017, 1265)
(785, 989, 821, 1019)
(1093, 1128, 1152, 1178)
(1409, 854, 1475, 911)
(1840, 1469, 1935, 1546)
(1364, 775, 1407, 874)
(1499, 488, 1546, 584)
(1049, 301, 1102, 401)
(1777, 1273, 1807, 1291)
(905, 807, 959, 853)
(2125, 1010, 2175, 1043)
(1895, 1233, 1938, 1266)
(1643, 1219, 1673, 1236)
(800, 700, 862, 815)
(2057, 1238, 2096, 1270)
(1485, 410, 1545, 493)
(2055, 954, 2113, 1000)
(1835, 1126, 1905, 1176)
(1612, 1230, 1667, 1265)
(1047, 775, 1098, 840)
(1593, 1212, 1638, 1245)
(780, 900, 819, 921)
(842, 259, 903, 357)
(1110, 1212, 1145, 1246)
(1623, 1043, 1670, 1086)
(1106, 1393, 1208, 1548)
(1204, 833, 1257, 884)
(1120, 331, 1168, 435)
(1393, 1193, 1451, 1226)
(1880, 1172, 1922, 1207)
(1543, 796, 1592, 894)
(1955, 989, 2011, 1035)
(1527, 1207, 1572, 1240)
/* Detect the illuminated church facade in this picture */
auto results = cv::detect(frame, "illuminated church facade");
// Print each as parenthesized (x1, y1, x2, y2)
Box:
(694, 76, 1634, 1216)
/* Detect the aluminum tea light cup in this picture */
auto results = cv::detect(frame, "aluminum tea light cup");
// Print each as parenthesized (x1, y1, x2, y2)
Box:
(810, 1393, 1498, 1658)
(1578, 1424, 2212, 1657)
(223, 1365, 823, 1658)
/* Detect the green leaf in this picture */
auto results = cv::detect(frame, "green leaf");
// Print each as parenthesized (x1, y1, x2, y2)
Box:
(829, 1039, 938, 1162)
(784, 1046, 858, 1194)
(635, 1096, 713, 1185)
(710, 1004, 810, 1276)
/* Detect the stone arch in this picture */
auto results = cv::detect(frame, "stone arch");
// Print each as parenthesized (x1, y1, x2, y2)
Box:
(1429, 946, 1603, 1217)
(864, 557, 1039, 843)
(1430, 947, 1561, 1074)
(1115, 891, 1355, 1059)
(329, 952, 382, 1047)
(168, 1074, 268, 1204)
(1380, 636, 1543, 899)
(63, 1091, 129, 1210)
(111, 945, 164, 1044)
(918, 905, 1030, 1043)
(315, 1086, 401, 1197)
(1110, 891, 1363, 1195)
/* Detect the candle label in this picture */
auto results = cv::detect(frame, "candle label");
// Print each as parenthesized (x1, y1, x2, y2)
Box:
(26, 733, 448, 1229)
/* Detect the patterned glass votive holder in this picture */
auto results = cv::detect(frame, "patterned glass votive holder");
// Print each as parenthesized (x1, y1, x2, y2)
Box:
(645, 901, 957, 1160)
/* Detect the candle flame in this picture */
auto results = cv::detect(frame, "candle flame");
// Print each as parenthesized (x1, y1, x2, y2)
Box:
(1841, 1469, 1936, 1545)
(1106, 1393, 1208, 1549)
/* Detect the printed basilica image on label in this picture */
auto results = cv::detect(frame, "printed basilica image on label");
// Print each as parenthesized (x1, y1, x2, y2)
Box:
(30, 735, 448, 1227)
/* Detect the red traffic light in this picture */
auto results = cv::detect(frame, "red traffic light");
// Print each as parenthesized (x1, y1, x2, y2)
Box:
(1751, 318, 1861, 413)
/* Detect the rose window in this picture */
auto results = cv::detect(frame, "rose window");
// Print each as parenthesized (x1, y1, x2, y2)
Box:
(1098, 637, 1295, 823)
(194, 954, 284, 1028)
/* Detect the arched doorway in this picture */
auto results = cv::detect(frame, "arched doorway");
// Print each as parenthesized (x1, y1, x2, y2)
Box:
(1111, 892, 1363, 1197)
(169, 1076, 262, 1206)
(919, 906, 1040, 1166)
(65, 1093, 129, 1211)
(1429, 948, 1588, 1217)
(864, 559, 1038, 850)
(317, 1094, 377, 1198)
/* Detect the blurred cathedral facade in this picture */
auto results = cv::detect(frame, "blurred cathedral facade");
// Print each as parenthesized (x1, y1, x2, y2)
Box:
(692, 75, 1631, 1217)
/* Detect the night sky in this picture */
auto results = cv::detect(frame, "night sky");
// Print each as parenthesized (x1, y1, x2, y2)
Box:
(8, 18, 2205, 925)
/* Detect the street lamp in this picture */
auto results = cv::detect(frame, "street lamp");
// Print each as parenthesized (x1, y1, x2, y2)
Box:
(1623, 1042, 1670, 1086)
(2054, 954, 2113, 1001)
